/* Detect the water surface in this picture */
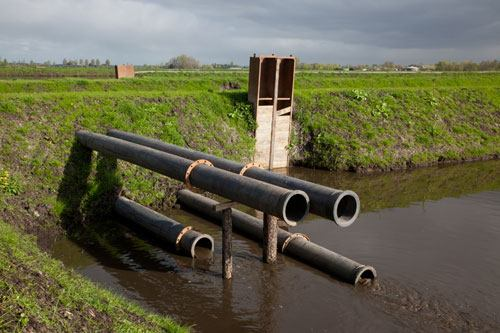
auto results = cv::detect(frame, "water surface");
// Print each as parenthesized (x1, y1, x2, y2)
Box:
(50, 160, 500, 332)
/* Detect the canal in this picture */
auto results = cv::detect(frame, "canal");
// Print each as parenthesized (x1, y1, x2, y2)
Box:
(49, 160, 500, 332)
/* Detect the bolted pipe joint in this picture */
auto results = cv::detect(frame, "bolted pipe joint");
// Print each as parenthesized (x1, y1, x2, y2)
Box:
(106, 129, 360, 227)
(115, 196, 214, 258)
(329, 190, 360, 228)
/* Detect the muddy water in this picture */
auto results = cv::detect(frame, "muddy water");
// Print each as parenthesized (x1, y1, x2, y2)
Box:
(50, 160, 500, 332)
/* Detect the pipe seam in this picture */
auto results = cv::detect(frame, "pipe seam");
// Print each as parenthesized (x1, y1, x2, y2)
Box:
(175, 226, 193, 250)
(281, 233, 310, 253)
(239, 162, 262, 175)
(184, 159, 213, 190)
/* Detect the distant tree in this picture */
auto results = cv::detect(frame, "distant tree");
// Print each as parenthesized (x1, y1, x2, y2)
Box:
(78, 59, 83, 66)
(96, 59, 100, 66)
(62, 58, 68, 66)
(105, 59, 111, 66)
(201, 64, 214, 70)
(166, 54, 200, 69)
(381, 61, 395, 70)
(434, 60, 497, 71)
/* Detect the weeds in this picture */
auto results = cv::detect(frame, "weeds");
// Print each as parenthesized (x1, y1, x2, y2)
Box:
(351, 89, 368, 101)
(0, 169, 20, 195)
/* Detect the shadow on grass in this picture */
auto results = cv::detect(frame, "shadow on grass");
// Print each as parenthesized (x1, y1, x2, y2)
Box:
(56, 139, 189, 272)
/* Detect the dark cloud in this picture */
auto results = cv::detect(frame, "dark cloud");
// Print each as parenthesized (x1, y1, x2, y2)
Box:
(0, 0, 498, 64)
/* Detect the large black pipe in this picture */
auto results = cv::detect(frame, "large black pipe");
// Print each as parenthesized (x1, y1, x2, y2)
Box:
(107, 129, 360, 227)
(115, 196, 214, 258)
(177, 189, 376, 285)
(77, 130, 309, 225)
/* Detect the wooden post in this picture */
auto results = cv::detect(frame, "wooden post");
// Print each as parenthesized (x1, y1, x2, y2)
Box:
(268, 59, 281, 170)
(263, 213, 278, 263)
(222, 208, 233, 279)
(213, 201, 238, 279)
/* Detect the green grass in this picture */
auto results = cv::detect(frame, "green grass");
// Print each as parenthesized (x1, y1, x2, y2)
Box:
(0, 86, 255, 331)
(0, 220, 187, 332)
(1, 71, 499, 94)
(0, 65, 114, 78)
(0, 90, 255, 219)
(292, 86, 500, 170)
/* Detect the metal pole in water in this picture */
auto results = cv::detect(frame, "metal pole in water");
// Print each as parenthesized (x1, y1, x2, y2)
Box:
(106, 129, 360, 227)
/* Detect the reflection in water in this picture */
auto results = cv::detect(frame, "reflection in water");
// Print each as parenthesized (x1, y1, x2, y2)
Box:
(50, 160, 500, 331)
(286, 159, 500, 213)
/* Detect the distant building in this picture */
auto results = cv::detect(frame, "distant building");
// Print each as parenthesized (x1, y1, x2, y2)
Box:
(405, 65, 420, 72)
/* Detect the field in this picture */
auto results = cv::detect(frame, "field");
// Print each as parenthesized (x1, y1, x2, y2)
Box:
(0, 70, 499, 331)
(0, 65, 115, 78)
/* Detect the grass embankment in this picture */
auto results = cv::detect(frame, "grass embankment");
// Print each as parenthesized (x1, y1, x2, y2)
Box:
(0, 89, 254, 331)
(0, 71, 499, 329)
(0, 220, 186, 332)
(292, 86, 499, 170)
(0, 65, 114, 78)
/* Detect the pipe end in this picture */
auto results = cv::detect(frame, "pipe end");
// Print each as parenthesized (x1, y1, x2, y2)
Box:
(190, 234, 215, 259)
(354, 265, 377, 285)
(332, 190, 360, 228)
(281, 190, 310, 226)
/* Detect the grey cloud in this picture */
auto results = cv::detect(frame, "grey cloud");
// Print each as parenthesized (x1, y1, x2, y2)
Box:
(0, 0, 498, 64)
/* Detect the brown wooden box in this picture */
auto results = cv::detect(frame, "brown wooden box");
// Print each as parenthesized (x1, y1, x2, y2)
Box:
(115, 65, 135, 79)
(248, 55, 296, 169)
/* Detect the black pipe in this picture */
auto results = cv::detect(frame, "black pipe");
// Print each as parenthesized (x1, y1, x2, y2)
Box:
(115, 196, 214, 258)
(76, 130, 309, 225)
(177, 189, 376, 285)
(107, 129, 360, 227)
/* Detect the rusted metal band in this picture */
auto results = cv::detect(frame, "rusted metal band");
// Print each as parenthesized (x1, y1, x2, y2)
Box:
(281, 233, 310, 253)
(184, 159, 213, 190)
(239, 162, 262, 176)
(175, 226, 193, 250)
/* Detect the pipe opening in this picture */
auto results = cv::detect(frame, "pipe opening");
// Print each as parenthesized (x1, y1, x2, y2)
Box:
(354, 266, 377, 284)
(333, 191, 360, 228)
(282, 190, 310, 225)
(190, 234, 214, 259)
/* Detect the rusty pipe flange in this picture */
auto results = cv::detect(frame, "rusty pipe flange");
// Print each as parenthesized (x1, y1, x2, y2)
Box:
(184, 159, 213, 190)
(281, 233, 310, 253)
(239, 162, 262, 176)
(175, 226, 193, 251)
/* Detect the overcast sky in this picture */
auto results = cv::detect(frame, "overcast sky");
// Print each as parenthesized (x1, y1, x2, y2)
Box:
(0, 0, 498, 65)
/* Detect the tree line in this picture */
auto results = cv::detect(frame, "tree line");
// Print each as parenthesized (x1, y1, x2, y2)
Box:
(2, 55, 499, 71)
(435, 60, 500, 71)
(0, 58, 112, 67)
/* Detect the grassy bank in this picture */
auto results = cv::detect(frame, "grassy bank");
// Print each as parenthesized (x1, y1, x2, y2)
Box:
(0, 90, 255, 330)
(0, 220, 186, 332)
(292, 86, 499, 170)
(1, 71, 499, 94)
(0, 65, 114, 79)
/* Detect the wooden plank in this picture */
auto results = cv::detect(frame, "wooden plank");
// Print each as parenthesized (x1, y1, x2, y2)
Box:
(268, 58, 281, 170)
